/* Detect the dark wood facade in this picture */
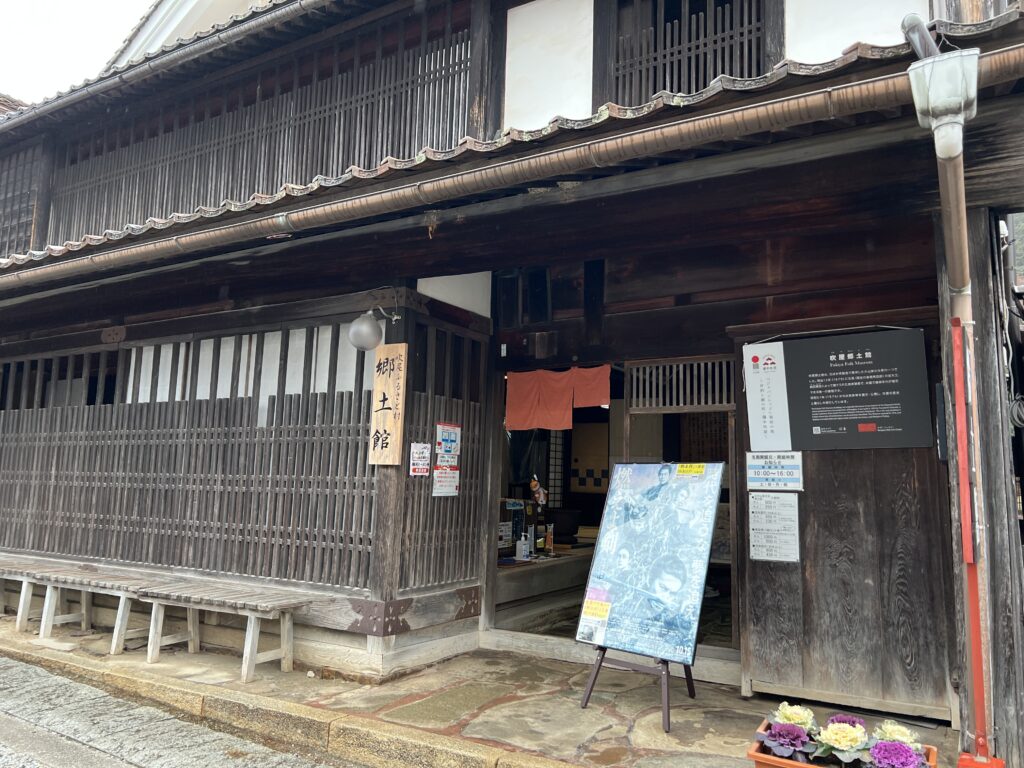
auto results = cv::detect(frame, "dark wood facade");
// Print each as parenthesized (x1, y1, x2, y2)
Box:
(0, 1, 1023, 760)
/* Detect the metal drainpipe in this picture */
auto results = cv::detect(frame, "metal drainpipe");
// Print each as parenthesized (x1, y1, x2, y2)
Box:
(903, 14, 997, 763)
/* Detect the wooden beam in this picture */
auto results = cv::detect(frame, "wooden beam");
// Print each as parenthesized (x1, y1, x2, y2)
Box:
(28, 136, 54, 253)
(763, 0, 786, 70)
(962, 208, 1024, 764)
(583, 259, 604, 347)
(592, 0, 617, 110)
(467, 0, 505, 140)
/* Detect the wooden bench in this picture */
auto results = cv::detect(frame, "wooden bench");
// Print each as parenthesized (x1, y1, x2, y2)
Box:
(138, 581, 309, 683)
(0, 553, 311, 682)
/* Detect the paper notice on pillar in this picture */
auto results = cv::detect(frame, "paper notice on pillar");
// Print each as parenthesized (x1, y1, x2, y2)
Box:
(409, 443, 431, 477)
(436, 422, 462, 456)
(743, 342, 793, 451)
(746, 451, 803, 491)
(432, 453, 460, 497)
(749, 491, 800, 563)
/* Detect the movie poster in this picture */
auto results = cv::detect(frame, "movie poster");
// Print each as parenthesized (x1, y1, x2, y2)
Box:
(576, 463, 724, 666)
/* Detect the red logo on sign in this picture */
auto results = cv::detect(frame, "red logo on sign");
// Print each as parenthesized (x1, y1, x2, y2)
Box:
(857, 423, 877, 432)
(751, 356, 760, 363)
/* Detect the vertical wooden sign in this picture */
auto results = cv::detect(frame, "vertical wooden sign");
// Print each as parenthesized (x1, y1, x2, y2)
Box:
(369, 342, 407, 465)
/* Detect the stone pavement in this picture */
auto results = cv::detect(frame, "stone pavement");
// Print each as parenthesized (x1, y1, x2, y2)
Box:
(0, 656, 349, 768)
(0, 615, 959, 768)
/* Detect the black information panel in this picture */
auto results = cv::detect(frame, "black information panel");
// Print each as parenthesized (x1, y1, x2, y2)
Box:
(784, 329, 933, 450)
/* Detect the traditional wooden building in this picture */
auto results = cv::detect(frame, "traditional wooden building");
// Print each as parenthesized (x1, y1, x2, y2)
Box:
(0, 0, 1022, 763)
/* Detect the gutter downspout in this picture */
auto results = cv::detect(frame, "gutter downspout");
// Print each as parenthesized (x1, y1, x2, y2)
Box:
(2, 44, 1024, 295)
(903, 14, 999, 766)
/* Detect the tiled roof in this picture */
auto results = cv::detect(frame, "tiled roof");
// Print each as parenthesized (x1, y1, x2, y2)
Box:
(0, 0, 350, 136)
(1, 8, 1022, 274)
(0, 93, 25, 115)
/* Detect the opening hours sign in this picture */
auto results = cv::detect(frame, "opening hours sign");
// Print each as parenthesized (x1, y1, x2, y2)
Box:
(369, 342, 408, 465)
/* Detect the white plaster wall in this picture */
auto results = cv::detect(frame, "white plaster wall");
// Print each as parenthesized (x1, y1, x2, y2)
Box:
(115, 0, 274, 67)
(417, 272, 492, 318)
(503, 0, 594, 131)
(785, 0, 930, 64)
(609, 401, 663, 465)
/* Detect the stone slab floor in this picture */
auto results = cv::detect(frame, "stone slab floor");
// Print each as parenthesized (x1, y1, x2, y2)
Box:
(0, 615, 960, 768)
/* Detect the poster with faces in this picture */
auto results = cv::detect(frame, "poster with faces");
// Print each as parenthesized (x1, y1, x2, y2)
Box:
(576, 462, 724, 666)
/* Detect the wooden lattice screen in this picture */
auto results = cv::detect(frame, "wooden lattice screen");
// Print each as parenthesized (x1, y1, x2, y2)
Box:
(626, 355, 734, 413)
(0, 321, 378, 588)
(0, 142, 43, 257)
(400, 320, 487, 591)
(614, 0, 765, 106)
(47, 0, 471, 248)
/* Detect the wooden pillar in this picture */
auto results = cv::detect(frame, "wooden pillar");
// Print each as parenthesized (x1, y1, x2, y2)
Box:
(467, 0, 506, 141)
(29, 136, 54, 252)
(479, 353, 505, 630)
(936, 209, 1024, 761)
(963, 210, 1024, 764)
(368, 311, 415, 605)
(592, 0, 617, 109)
(763, 0, 786, 71)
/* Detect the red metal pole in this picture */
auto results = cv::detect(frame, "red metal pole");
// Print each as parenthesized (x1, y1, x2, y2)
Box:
(951, 318, 1001, 767)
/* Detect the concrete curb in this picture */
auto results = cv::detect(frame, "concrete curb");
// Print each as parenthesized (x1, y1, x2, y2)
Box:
(0, 642, 572, 768)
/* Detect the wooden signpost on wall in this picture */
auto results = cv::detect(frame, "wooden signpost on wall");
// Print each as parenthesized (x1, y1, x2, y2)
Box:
(369, 342, 408, 466)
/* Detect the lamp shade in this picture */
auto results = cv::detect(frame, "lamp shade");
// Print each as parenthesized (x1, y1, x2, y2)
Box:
(348, 310, 383, 351)
(907, 48, 980, 160)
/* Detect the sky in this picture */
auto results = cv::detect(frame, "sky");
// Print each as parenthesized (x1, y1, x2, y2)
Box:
(1, 0, 155, 104)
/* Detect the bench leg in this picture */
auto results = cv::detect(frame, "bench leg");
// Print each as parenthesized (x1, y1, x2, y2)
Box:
(0, 578, 6, 615)
(147, 603, 166, 664)
(15, 581, 33, 632)
(39, 585, 58, 639)
(110, 595, 132, 655)
(57, 588, 68, 617)
(280, 613, 293, 673)
(186, 608, 200, 653)
(81, 590, 93, 631)
(240, 615, 261, 683)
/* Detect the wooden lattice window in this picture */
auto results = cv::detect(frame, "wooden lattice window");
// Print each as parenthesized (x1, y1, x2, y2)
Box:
(615, 0, 766, 106)
(0, 142, 43, 257)
(626, 355, 734, 413)
(48, 0, 471, 248)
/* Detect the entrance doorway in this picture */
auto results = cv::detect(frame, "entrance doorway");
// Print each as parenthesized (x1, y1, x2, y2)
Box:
(488, 357, 740, 680)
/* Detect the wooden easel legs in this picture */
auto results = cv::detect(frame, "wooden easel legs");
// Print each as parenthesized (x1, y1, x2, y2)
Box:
(580, 646, 696, 733)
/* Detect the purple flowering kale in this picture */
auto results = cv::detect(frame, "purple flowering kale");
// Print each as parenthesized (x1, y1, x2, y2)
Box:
(756, 722, 816, 762)
(827, 713, 867, 729)
(870, 741, 922, 768)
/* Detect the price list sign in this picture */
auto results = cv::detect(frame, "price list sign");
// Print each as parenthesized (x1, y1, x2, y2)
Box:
(749, 491, 800, 563)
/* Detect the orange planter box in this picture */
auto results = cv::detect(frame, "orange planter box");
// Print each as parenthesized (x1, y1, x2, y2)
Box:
(746, 720, 938, 768)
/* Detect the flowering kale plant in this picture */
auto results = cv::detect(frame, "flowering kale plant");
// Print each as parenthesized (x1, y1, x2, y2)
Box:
(869, 741, 926, 768)
(754, 704, 931, 766)
(756, 722, 817, 762)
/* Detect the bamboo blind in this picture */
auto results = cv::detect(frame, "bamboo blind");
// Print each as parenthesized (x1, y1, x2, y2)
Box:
(615, 0, 765, 106)
(627, 355, 734, 413)
(0, 142, 42, 257)
(48, 0, 471, 248)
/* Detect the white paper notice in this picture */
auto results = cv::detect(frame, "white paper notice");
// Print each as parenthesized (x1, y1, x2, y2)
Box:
(436, 422, 462, 456)
(746, 451, 803, 491)
(743, 342, 793, 451)
(409, 443, 431, 477)
(497, 521, 513, 549)
(432, 453, 460, 497)
(749, 491, 800, 563)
